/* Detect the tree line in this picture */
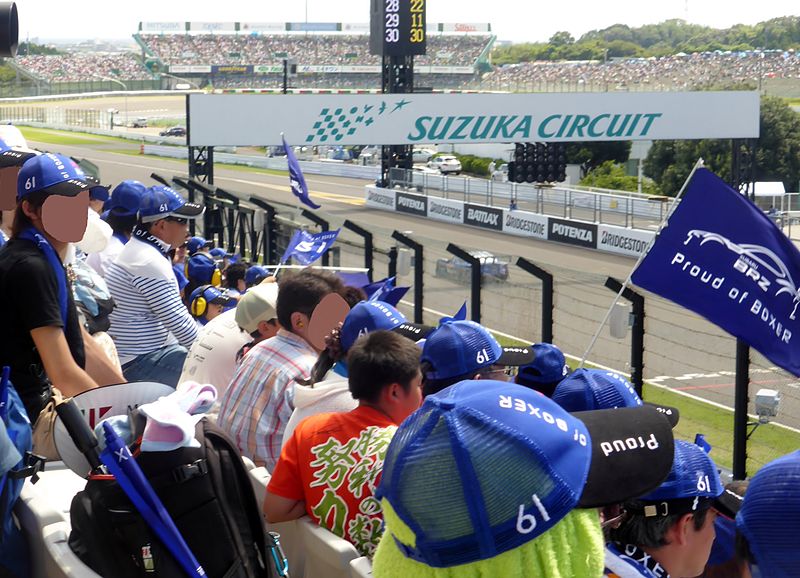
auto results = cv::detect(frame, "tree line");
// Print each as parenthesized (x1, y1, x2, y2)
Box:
(493, 16, 800, 64)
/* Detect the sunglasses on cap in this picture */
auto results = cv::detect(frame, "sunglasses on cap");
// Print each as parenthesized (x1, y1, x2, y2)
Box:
(166, 216, 188, 225)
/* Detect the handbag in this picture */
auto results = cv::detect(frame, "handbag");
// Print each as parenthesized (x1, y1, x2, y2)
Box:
(31, 386, 69, 460)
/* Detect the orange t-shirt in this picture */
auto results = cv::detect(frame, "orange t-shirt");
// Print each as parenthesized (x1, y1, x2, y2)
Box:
(267, 405, 398, 557)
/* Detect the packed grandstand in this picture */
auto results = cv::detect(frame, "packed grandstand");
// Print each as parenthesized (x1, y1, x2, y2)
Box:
(8, 22, 800, 94)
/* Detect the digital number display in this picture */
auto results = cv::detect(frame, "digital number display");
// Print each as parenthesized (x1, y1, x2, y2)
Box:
(370, 0, 427, 56)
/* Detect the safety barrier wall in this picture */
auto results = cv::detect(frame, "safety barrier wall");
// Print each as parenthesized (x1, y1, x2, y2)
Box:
(364, 185, 656, 258)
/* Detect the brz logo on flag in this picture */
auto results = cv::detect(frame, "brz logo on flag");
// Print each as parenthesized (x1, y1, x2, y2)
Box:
(683, 230, 800, 320)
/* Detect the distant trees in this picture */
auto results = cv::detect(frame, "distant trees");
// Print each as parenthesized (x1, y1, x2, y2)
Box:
(643, 96, 800, 195)
(492, 16, 800, 63)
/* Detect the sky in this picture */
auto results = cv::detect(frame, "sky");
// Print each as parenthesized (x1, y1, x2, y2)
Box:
(12, 0, 800, 44)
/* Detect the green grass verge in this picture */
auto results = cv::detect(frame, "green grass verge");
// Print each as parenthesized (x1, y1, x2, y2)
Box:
(493, 333, 800, 475)
(19, 126, 140, 146)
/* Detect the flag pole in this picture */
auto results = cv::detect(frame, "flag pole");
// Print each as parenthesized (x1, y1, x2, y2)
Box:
(579, 158, 706, 368)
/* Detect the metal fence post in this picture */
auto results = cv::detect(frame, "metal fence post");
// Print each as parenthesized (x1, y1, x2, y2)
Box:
(446, 243, 482, 323)
(343, 219, 375, 281)
(733, 339, 750, 480)
(249, 197, 278, 265)
(605, 277, 645, 397)
(515, 257, 554, 343)
(391, 231, 424, 324)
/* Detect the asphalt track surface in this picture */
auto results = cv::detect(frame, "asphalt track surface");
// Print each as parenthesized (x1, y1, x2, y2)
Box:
(20, 96, 800, 431)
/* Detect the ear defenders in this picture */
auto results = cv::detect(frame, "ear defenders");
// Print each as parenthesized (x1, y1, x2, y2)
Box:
(190, 284, 213, 318)
(186, 253, 223, 287)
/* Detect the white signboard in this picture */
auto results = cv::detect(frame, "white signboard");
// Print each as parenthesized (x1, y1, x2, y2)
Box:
(503, 209, 548, 239)
(442, 23, 491, 33)
(170, 65, 212, 74)
(428, 196, 464, 224)
(365, 186, 396, 210)
(190, 22, 236, 32)
(188, 92, 760, 147)
(141, 22, 184, 32)
(240, 22, 287, 33)
(596, 224, 655, 257)
(342, 23, 370, 33)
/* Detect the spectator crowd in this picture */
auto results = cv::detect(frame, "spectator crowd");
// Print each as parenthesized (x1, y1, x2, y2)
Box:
(484, 49, 800, 92)
(139, 33, 491, 68)
(0, 121, 798, 578)
(15, 53, 153, 83)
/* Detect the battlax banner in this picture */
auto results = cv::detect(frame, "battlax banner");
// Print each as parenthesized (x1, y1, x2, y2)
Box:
(631, 168, 800, 376)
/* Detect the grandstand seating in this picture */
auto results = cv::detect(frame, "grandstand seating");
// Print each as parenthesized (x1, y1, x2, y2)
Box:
(350, 556, 374, 578)
(14, 54, 152, 83)
(297, 516, 361, 578)
(483, 50, 800, 92)
(139, 33, 492, 68)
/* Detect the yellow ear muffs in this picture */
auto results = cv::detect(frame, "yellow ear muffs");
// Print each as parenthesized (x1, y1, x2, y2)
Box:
(184, 262, 190, 278)
(191, 296, 207, 317)
(211, 268, 222, 287)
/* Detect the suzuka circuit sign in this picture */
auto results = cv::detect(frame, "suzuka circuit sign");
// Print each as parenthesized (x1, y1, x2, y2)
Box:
(187, 91, 759, 147)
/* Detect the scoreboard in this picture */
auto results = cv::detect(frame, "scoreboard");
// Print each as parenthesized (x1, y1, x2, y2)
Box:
(370, 0, 427, 56)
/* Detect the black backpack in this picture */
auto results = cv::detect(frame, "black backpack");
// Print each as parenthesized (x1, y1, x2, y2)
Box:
(68, 417, 272, 578)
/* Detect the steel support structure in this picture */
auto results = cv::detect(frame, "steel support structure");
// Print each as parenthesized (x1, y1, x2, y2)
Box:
(730, 137, 757, 478)
(380, 55, 414, 187)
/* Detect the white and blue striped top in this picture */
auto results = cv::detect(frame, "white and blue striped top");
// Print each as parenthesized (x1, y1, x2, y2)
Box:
(106, 236, 197, 364)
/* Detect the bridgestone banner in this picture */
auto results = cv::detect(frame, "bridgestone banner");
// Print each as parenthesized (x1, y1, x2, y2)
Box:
(188, 92, 759, 147)
(503, 210, 548, 239)
(597, 224, 655, 257)
(428, 197, 463, 224)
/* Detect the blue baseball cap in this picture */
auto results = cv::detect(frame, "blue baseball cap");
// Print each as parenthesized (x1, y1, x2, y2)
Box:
(339, 301, 432, 352)
(420, 320, 534, 380)
(189, 285, 237, 314)
(186, 252, 220, 285)
(103, 180, 146, 217)
(737, 451, 800, 578)
(209, 247, 227, 258)
(515, 343, 570, 394)
(85, 175, 110, 202)
(0, 139, 38, 168)
(172, 263, 189, 290)
(186, 236, 212, 255)
(635, 439, 722, 513)
(245, 265, 271, 287)
(138, 185, 203, 223)
(377, 380, 676, 568)
(17, 152, 90, 200)
(552, 368, 681, 426)
(553, 368, 642, 411)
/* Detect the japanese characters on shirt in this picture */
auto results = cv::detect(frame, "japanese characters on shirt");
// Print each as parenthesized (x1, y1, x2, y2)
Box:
(308, 425, 397, 556)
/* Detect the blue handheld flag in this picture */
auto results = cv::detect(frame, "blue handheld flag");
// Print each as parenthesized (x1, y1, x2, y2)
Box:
(282, 135, 320, 210)
(280, 228, 340, 266)
(100, 423, 206, 578)
(632, 168, 800, 376)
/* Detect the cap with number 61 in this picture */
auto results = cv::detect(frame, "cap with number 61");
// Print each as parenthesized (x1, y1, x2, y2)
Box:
(17, 153, 90, 200)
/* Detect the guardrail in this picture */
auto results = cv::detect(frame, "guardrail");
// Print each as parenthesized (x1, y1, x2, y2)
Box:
(389, 168, 671, 227)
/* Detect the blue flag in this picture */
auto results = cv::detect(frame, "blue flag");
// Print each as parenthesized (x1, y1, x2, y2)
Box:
(282, 136, 320, 210)
(365, 277, 410, 307)
(694, 433, 712, 454)
(632, 168, 800, 376)
(280, 228, 340, 265)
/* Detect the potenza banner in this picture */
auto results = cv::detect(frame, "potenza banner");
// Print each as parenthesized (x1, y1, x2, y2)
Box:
(548, 218, 597, 249)
(187, 92, 760, 147)
(632, 169, 800, 376)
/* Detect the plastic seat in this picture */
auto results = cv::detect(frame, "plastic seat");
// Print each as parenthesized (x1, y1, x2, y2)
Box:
(40, 522, 102, 578)
(242, 456, 256, 471)
(297, 516, 360, 578)
(350, 556, 373, 578)
(248, 466, 305, 578)
(17, 461, 85, 529)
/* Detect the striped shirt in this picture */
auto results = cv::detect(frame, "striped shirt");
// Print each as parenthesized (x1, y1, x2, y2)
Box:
(106, 236, 197, 365)
(217, 329, 317, 471)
